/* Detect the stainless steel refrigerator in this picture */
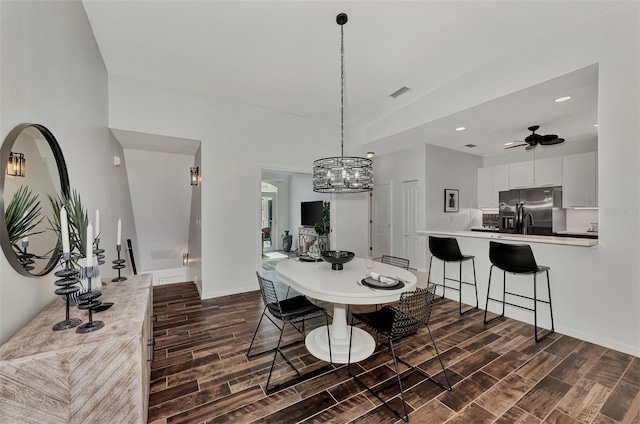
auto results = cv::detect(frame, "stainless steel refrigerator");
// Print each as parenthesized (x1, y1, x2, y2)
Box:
(498, 187, 566, 235)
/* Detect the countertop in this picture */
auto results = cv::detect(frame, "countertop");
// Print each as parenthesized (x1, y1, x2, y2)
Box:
(418, 230, 598, 247)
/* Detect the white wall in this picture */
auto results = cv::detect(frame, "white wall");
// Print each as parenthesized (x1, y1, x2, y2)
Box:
(373, 144, 427, 269)
(373, 143, 482, 272)
(365, 3, 640, 355)
(0, 1, 137, 342)
(107, 74, 345, 299)
(187, 145, 202, 293)
(124, 148, 193, 272)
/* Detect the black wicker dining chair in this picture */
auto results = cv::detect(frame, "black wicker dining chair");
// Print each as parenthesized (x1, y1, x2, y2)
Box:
(381, 254, 410, 270)
(347, 284, 452, 422)
(247, 272, 332, 393)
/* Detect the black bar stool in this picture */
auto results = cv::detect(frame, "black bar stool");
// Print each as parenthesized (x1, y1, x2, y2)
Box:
(427, 236, 478, 315)
(484, 241, 555, 343)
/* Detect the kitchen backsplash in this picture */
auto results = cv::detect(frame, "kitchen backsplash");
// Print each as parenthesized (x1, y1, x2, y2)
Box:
(566, 209, 598, 232)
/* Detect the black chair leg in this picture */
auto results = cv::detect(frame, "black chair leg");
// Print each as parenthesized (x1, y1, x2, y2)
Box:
(265, 321, 287, 392)
(247, 307, 267, 357)
(388, 339, 409, 422)
(547, 270, 555, 333)
(457, 261, 478, 316)
(533, 272, 555, 343)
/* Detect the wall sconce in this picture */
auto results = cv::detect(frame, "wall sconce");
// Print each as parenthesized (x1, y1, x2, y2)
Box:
(190, 166, 199, 186)
(183, 253, 189, 266)
(367, 152, 375, 158)
(7, 152, 25, 177)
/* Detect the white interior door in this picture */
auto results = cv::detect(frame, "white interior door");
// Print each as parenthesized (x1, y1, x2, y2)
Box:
(372, 184, 391, 258)
(402, 180, 419, 266)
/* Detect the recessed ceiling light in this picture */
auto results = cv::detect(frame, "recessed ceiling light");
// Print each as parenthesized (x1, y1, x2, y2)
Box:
(464, 144, 476, 148)
(594, 123, 599, 127)
(455, 127, 466, 131)
(504, 142, 514, 146)
(554, 96, 572, 103)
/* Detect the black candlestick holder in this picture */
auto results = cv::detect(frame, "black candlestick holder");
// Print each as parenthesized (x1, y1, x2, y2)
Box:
(94, 237, 105, 266)
(52, 253, 82, 331)
(111, 244, 127, 282)
(18, 240, 36, 272)
(76, 265, 104, 333)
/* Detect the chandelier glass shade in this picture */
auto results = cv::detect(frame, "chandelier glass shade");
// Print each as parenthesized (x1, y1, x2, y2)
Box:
(313, 156, 373, 193)
(313, 13, 373, 194)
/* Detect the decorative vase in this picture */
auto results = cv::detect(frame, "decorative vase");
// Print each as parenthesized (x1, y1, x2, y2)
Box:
(282, 230, 292, 252)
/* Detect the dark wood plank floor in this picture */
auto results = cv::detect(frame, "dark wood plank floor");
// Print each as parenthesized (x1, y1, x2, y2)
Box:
(148, 279, 640, 424)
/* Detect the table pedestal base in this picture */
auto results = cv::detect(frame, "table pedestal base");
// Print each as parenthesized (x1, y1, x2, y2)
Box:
(305, 303, 375, 364)
(306, 325, 375, 364)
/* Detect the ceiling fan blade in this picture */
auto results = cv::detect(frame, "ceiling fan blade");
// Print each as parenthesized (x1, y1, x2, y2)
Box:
(505, 143, 527, 149)
(525, 144, 538, 151)
(540, 137, 565, 146)
(541, 134, 559, 142)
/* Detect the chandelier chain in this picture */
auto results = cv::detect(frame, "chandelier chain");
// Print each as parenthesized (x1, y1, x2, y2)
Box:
(340, 23, 344, 159)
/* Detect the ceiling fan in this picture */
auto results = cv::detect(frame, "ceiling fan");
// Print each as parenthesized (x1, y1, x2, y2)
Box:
(506, 125, 565, 150)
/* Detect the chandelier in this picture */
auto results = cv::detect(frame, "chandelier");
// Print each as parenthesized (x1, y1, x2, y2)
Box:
(313, 13, 373, 193)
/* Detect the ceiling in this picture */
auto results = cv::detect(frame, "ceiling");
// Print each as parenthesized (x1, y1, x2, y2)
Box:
(82, 1, 618, 156)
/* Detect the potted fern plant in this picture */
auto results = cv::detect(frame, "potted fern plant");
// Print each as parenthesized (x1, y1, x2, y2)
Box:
(313, 201, 330, 252)
(49, 189, 99, 302)
(6, 185, 45, 268)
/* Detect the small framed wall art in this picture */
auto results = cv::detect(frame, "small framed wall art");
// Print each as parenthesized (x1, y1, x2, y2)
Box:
(444, 189, 459, 212)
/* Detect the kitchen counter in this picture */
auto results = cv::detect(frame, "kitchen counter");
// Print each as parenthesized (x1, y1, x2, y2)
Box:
(555, 230, 599, 239)
(418, 230, 597, 247)
(471, 227, 499, 233)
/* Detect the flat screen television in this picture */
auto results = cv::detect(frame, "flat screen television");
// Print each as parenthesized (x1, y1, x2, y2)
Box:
(301, 201, 324, 227)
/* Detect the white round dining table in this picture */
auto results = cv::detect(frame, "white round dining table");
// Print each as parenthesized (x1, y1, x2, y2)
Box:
(276, 257, 417, 364)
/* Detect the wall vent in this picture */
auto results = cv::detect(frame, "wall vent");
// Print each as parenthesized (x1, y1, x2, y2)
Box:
(464, 144, 477, 148)
(389, 86, 410, 98)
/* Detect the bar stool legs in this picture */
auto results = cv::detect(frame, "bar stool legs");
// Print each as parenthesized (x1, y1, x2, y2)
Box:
(484, 265, 555, 343)
(427, 255, 479, 315)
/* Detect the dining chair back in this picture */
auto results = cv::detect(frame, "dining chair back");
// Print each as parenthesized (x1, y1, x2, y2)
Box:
(347, 284, 452, 422)
(381, 255, 410, 270)
(247, 272, 332, 393)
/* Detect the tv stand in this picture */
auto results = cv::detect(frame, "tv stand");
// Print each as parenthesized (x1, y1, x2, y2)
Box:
(298, 227, 329, 256)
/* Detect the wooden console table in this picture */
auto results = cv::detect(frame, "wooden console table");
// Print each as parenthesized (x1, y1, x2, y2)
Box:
(0, 273, 153, 423)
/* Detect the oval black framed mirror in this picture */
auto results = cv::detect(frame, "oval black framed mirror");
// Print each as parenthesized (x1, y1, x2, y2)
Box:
(0, 123, 70, 277)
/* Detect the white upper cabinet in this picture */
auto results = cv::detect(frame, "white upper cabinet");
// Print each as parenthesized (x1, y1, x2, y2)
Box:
(509, 161, 534, 189)
(534, 157, 563, 187)
(562, 152, 597, 208)
(477, 164, 509, 208)
(493, 165, 510, 200)
(477, 167, 493, 208)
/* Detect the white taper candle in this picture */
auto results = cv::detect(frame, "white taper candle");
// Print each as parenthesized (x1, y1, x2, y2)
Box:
(86, 222, 93, 267)
(61, 207, 70, 254)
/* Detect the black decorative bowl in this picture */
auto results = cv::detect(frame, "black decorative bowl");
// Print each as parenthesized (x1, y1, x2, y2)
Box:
(320, 250, 355, 270)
